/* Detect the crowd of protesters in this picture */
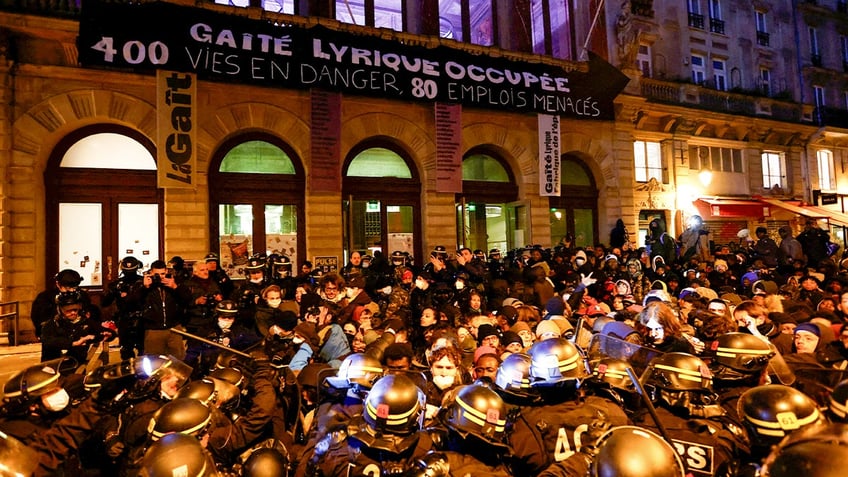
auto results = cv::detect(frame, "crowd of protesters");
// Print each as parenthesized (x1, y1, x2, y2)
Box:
(3, 213, 848, 476)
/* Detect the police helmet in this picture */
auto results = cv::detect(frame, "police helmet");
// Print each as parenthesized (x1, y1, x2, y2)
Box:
(641, 352, 712, 393)
(120, 256, 142, 272)
(527, 338, 588, 387)
(241, 447, 289, 477)
(246, 256, 266, 271)
(140, 433, 219, 477)
(84, 354, 193, 402)
(473, 249, 486, 260)
(709, 332, 774, 382)
(148, 397, 212, 441)
(55, 269, 83, 287)
(441, 384, 509, 447)
(0, 431, 39, 477)
(2, 358, 65, 403)
(760, 423, 848, 477)
(494, 352, 535, 398)
(737, 384, 823, 448)
(323, 353, 384, 391)
(828, 379, 848, 422)
(390, 250, 405, 266)
(208, 367, 245, 391)
(215, 300, 239, 316)
(351, 374, 425, 453)
(590, 426, 685, 477)
(589, 357, 636, 393)
(204, 252, 220, 263)
(175, 377, 240, 411)
(489, 248, 501, 258)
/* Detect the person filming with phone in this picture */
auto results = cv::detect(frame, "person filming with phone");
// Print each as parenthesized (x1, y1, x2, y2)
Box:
(127, 259, 192, 358)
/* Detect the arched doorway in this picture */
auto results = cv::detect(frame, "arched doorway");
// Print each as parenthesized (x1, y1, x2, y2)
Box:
(456, 148, 521, 252)
(45, 125, 161, 288)
(342, 139, 422, 263)
(548, 155, 598, 248)
(209, 133, 305, 279)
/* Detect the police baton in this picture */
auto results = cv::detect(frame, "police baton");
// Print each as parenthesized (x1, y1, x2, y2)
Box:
(625, 366, 674, 446)
(170, 327, 252, 359)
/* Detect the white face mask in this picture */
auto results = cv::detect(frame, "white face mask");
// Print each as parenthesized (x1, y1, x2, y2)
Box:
(432, 375, 455, 390)
(362, 262, 370, 269)
(346, 288, 356, 299)
(292, 337, 304, 345)
(218, 319, 233, 330)
(415, 279, 427, 290)
(42, 388, 70, 412)
(267, 298, 282, 309)
(250, 277, 264, 284)
(455, 281, 465, 290)
(575, 258, 586, 266)
(380, 285, 392, 295)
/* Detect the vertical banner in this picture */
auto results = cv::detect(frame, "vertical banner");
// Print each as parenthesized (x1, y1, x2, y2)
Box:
(538, 114, 561, 197)
(157, 70, 197, 188)
(311, 89, 342, 192)
(435, 103, 462, 193)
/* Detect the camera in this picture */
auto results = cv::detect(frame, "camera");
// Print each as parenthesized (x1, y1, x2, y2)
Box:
(306, 306, 321, 317)
(149, 273, 163, 287)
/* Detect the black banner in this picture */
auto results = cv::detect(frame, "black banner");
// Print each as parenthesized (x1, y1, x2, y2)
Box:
(78, 1, 629, 119)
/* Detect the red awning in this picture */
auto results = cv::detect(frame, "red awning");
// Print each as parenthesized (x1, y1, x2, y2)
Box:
(759, 197, 827, 220)
(694, 198, 768, 219)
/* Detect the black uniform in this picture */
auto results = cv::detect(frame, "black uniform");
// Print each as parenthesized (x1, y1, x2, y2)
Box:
(101, 273, 145, 359)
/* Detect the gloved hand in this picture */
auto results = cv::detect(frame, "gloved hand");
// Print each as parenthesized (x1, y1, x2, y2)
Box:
(403, 451, 451, 477)
(105, 434, 125, 458)
(580, 272, 597, 288)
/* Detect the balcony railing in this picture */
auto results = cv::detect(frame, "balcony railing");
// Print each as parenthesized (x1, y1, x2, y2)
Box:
(811, 54, 823, 67)
(688, 12, 705, 29)
(0, 0, 81, 17)
(709, 18, 725, 34)
(756, 31, 770, 47)
(816, 107, 848, 128)
(639, 77, 805, 123)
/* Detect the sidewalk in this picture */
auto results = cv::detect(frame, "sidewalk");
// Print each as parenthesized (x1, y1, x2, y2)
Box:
(0, 342, 41, 356)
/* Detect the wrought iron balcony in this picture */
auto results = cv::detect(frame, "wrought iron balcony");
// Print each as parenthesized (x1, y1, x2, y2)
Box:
(756, 31, 770, 47)
(709, 18, 725, 34)
(688, 12, 705, 29)
(0, 0, 81, 17)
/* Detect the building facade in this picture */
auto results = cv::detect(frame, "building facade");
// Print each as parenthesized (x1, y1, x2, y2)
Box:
(1, 0, 847, 338)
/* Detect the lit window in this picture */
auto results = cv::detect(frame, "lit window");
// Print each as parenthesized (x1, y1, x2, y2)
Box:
(336, 0, 403, 31)
(348, 147, 412, 178)
(531, 0, 574, 60)
(691, 54, 706, 84)
(462, 154, 510, 182)
(634, 141, 663, 183)
(637, 44, 653, 77)
(219, 141, 296, 174)
(761, 152, 785, 189)
(713, 59, 727, 91)
(817, 149, 836, 191)
(689, 145, 743, 173)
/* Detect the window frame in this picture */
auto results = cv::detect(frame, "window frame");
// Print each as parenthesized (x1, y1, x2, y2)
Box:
(712, 58, 727, 91)
(761, 151, 786, 190)
(633, 140, 665, 183)
(817, 149, 836, 191)
(691, 54, 706, 85)
(689, 145, 743, 173)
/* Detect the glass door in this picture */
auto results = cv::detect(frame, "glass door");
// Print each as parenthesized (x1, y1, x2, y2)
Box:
(456, 201, 527, 252)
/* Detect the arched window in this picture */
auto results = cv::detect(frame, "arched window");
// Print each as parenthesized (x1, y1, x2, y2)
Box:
(209, 134, 305, 280)
(46, 126, 161, 287)
(549, 155, 598, 247)
(456, 148, 521, 252)
(343, 140, 421, 263)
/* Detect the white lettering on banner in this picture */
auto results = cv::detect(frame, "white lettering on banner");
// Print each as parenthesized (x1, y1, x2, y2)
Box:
(189, 23, 293, 56)
(538, 114, 561, 197)
(79, 2, 630, 118)
(671, 439, 714, 476)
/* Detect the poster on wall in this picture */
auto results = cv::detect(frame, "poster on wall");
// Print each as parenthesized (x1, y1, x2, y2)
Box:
(313, 256, 339, 275)
(538, 114, 561, 197)
(79, 0, 629, 120)
(156, 69, 197, 189)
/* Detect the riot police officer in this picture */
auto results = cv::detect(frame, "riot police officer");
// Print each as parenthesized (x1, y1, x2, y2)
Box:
(102, 256, 145, 359)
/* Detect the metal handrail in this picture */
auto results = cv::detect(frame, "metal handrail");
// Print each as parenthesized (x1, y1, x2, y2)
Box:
(0, 301, 20, 346)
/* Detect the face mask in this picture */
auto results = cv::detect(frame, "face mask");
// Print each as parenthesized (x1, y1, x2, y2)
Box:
(267, 298, 282, 309)
(455, 281, 465, 290)
(42, 388, 70, 412)
(380, 285, 392, 295)
(575, 258, 586, 266)
(346, 288, 356, 299)
(362, 262, 370, 269)
(218, 319, 233, 330)
(250, 277, 264, 284)
(432, 375, 455, 390)
(292, 337, 304, 345)
(415, 279, 427, 290)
